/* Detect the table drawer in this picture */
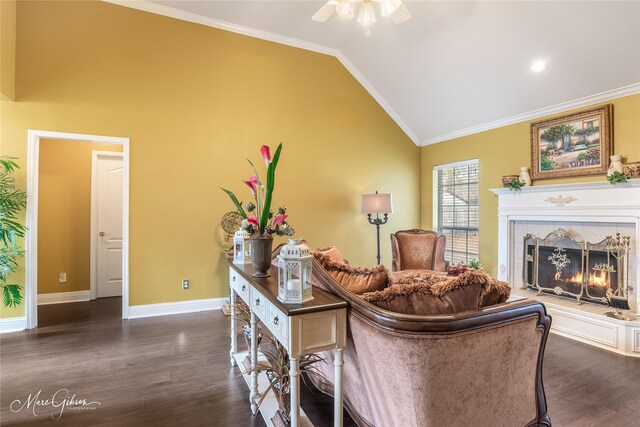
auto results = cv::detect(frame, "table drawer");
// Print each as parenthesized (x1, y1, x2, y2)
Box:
(250, 289, 267, 322)
(267, 302, 288, 346)
(229, 270, 249, 303)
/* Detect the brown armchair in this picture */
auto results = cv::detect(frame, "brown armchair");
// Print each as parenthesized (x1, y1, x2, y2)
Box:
(390, 229, 448, 273)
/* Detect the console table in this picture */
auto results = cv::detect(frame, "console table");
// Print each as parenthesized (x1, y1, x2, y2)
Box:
(228, 260, 348, 427)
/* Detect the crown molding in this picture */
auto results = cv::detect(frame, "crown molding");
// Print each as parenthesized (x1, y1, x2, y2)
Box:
(104, 1, 336, 56)
(420, 82, 640, 146)
(103, 0, 419, 144)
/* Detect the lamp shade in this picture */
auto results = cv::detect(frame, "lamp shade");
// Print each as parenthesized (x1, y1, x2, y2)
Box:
(361, 193, 393, 214)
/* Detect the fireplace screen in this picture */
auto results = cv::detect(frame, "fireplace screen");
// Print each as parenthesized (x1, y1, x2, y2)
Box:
(523, 228, 630, 306)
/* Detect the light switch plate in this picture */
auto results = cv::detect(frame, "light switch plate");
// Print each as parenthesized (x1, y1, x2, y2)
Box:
(58, 272, 67, 283)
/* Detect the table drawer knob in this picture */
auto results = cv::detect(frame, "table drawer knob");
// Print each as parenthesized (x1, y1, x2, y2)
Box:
(255, 298, 260, 306)
(241, 285, 246, 292)
(232, 276, 236, 282)
(273, 316, 279, 326)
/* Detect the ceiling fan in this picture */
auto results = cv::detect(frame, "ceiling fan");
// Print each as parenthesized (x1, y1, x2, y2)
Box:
(312, 0, 412, 26)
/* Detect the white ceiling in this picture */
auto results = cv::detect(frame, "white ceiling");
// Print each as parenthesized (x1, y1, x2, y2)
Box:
(119, 1, 640, 145)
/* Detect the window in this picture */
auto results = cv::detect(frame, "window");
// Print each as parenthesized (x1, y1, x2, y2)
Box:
(433, 159, 479, 264)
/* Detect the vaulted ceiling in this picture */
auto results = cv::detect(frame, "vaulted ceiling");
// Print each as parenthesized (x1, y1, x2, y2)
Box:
(117, 1, 640, 145)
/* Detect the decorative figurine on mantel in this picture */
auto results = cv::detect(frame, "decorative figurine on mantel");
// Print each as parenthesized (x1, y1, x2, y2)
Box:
(278, 239, 313, 304)
(519, 166, 532, 187)
(607, 155, 623, 176)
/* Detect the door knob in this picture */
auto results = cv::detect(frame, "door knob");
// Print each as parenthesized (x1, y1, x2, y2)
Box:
(99, 231, 105, 237)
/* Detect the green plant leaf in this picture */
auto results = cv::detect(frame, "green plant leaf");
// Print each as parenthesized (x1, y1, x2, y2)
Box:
(506, 178, 524, 191)
(607, 171, 628, 185)
(220, 188, 248, 219)
(2, 284, 22, 307)
(0, 156, 26, 307)
(260, 143, 282, 233)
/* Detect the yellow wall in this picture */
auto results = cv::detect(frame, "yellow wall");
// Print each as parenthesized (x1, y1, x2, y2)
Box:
(421, 94, 640, 276)
(38, 139, 122, 294)
(0, 0, 16, 101)
(0, 1, 419, 317)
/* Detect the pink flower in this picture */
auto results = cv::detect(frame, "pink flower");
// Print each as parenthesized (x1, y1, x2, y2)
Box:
(247, 216, 259, 226)
(248, 175, 260, 186)
(272, 213, 287, 225)
(260, 145, 271, 166)
(242, 179, 256, 196)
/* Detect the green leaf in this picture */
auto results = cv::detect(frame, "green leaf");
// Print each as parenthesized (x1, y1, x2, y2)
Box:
(260, 143, 282, 233)
(607, 171, 628, 185)
(0, 157, 27, 307)
(220, 188, 248, 219)
(2, 284, 22, 307)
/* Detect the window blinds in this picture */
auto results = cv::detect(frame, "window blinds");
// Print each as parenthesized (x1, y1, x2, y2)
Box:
(434, 160, 479, 264)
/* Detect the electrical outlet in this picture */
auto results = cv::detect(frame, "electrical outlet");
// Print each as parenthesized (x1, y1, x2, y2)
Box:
(58, 272, 67, 283)
(182, 279, 190, 290)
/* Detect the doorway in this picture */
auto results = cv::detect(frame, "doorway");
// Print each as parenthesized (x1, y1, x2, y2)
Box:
(26, 130, 130, 329)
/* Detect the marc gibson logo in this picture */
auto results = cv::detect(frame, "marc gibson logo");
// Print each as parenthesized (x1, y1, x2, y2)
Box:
(10, 389, 101, 420)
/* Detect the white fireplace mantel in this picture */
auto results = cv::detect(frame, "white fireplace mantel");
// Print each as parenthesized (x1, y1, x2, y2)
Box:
(491, 179, 640, 357)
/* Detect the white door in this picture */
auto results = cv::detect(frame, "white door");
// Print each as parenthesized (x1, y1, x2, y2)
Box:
(95, 154, 123, 298)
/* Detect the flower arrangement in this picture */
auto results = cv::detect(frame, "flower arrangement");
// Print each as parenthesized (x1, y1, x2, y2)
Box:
(221, 144, 294, 237)
(607, 171, 628, 185)
(505, 177, 524, 192)
(447, 258, 483, 276)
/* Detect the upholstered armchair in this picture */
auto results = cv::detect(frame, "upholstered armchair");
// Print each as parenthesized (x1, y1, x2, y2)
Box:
(390, 229, 448, 273)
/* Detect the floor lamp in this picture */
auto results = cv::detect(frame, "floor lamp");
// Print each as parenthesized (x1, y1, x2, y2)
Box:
(361, 191, 393, 265)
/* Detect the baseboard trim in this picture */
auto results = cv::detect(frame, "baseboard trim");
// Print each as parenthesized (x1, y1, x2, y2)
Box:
(0, 317, 26, 333)
(38, 290, 92, 305)
(128, 297, 226, 319)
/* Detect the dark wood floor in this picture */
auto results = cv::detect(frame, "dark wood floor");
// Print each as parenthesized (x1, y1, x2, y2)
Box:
(1, 298, 638, 426)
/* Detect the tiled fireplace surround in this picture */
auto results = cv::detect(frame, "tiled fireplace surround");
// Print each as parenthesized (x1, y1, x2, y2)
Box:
(492, 180, 640, 357)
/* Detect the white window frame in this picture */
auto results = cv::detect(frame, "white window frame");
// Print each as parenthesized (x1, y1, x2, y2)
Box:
(432, 159, 480, 264)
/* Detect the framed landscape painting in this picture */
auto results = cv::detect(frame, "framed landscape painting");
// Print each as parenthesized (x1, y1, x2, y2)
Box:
(530, 105, 612, 180)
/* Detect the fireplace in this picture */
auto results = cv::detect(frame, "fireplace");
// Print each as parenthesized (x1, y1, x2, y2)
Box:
(523, 229, 630, 306)
(491, 180, 640, 357)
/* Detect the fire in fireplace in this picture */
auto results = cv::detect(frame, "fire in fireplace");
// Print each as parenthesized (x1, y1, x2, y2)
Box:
(523, 229, 630, 307)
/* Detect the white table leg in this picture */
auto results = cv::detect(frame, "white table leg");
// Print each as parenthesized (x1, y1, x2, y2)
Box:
(289, 355, 300, 427)
(229, 289, 237, 367)
(334, 348, 344, 427)
(250, 310, 259, 414)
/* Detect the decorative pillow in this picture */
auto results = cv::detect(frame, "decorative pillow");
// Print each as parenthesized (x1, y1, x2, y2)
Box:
(388, 269, 448, 285)
(362, 270, 510, 315)
(480, 275, 511, 307)
(314, 251, 388, 295)
(313, 246, 345, 264)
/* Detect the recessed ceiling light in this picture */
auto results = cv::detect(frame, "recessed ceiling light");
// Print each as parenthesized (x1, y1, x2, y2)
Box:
(531, 60, 547, 73)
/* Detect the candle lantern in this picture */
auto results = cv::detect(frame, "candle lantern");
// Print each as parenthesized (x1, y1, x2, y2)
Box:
(233, 228, 252, 265)
(278, 239, 313, 304)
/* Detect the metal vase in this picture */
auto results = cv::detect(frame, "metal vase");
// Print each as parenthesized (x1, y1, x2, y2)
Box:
(250, 236, 273, 278)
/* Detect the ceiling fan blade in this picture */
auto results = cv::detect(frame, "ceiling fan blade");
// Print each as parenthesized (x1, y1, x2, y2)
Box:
(391, 4, 412, 24)
(312, 0, 339, 22)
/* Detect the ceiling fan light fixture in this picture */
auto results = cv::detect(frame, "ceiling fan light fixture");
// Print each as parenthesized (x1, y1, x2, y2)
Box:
(357, 1, 376, 26)
(336, 0, 355, 19)
(380, 0, 402, 17)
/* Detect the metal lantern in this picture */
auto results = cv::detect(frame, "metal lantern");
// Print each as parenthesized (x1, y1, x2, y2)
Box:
(233, 228, 252, 265)
(278, 239, 313, 304)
